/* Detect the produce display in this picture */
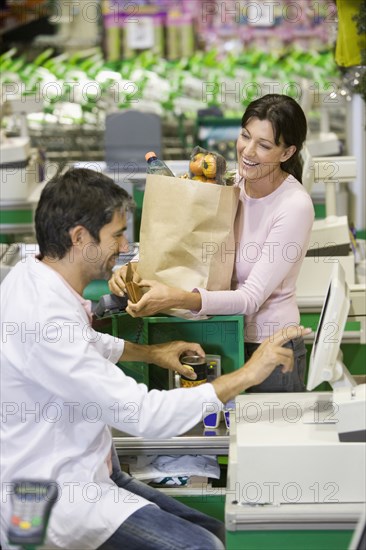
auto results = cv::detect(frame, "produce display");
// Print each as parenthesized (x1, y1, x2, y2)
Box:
(0, 46, 341, 159)
(0, 47, 340, 120)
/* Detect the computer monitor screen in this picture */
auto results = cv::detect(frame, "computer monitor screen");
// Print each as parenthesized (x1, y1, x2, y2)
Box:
(306, 263, 351, 391)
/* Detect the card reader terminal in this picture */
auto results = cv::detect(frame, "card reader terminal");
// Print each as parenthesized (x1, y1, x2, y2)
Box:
(8, 480, 59, 548)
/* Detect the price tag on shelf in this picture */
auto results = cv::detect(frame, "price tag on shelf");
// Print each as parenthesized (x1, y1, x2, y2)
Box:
(126, 17, 154, 50)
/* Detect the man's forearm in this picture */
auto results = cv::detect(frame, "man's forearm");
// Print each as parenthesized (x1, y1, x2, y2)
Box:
(211, 367, 256, 404)
(119, 341, 153, 363)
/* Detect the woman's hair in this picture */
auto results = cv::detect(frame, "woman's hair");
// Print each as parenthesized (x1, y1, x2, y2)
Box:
(35, 168, 135, 259)
(242, 94, 307, 182)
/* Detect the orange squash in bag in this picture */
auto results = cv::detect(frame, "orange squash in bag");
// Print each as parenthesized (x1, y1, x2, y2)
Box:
(189, 152, 205, 176)
(202, 153, 217, 179)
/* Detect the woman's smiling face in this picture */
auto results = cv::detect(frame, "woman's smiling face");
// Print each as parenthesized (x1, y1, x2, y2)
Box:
(236, 117, 295, 184)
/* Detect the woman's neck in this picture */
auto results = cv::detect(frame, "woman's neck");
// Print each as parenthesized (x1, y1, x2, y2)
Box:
(245, 169, 288, 198)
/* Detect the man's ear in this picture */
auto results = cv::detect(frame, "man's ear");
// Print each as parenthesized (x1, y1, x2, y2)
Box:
(281, 145, 296, 162)
(69, 225, 88, 246)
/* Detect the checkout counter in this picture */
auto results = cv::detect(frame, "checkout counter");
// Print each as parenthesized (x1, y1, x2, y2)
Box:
(225, 264, 366, 549)
(107, 265, 365, 550)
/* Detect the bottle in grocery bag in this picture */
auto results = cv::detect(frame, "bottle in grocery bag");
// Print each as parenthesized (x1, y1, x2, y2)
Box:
(145, 152, 174, 176)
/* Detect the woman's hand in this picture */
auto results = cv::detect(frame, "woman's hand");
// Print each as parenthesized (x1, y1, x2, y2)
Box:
(126, 280, 182, 317)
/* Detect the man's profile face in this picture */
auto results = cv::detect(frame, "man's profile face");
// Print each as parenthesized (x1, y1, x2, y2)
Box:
(83, 211, 129, 281)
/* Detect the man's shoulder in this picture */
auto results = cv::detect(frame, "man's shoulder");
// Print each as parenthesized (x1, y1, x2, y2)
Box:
(2, 256, 77, 313)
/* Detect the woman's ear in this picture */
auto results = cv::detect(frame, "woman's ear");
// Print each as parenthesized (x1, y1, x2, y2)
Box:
(281, 145, 296, 162)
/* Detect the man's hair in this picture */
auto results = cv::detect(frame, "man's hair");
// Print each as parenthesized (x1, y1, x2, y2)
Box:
(35, 168, 135, 259)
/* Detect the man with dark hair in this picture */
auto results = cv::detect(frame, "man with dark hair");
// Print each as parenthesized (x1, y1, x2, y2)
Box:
(35, 168, 136, 262)
(0, 168, 309, 549)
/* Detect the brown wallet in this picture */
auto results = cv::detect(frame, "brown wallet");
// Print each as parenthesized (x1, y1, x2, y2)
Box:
(121, 262, 143, 304)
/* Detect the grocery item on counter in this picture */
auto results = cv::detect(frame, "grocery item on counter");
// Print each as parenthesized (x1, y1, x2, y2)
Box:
(179, 355, 208, 388)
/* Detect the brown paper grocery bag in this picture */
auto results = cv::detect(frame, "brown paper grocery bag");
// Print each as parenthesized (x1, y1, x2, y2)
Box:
(137, 175, 240, 314)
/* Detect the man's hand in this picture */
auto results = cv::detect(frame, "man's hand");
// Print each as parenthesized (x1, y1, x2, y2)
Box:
(244, 326, 306, 387)
(109, 264, 140, 297)
(149, 341, 206, 379)
(120, 340, 205, 380)
(211, 326, 312, 403)
(108, 265, 127, 296)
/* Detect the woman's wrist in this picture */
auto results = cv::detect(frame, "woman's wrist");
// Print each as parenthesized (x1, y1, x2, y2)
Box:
(174, 289, 202, 311)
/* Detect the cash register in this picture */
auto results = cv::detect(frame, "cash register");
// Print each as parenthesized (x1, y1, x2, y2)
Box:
(226, 263, 366, 531)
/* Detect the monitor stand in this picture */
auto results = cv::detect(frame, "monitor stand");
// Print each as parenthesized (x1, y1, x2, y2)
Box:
(327, 350, 358, 392)
(323, 351, 366, 442)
